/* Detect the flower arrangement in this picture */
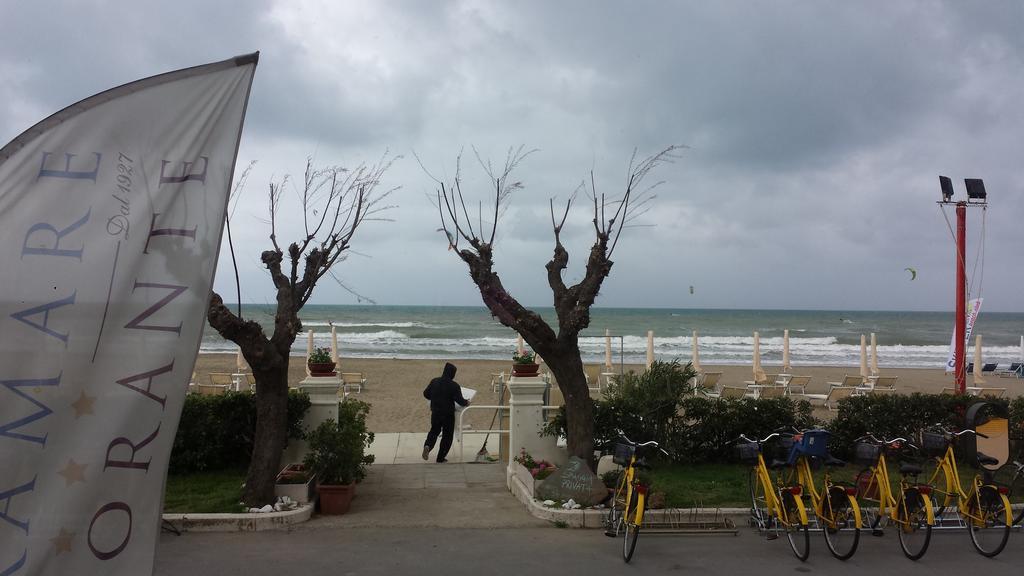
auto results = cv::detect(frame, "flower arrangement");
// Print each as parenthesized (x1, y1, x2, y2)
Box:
(309, 346, 332, 364)
(514, 448, 556, 480)
(512, 350, 536, 365)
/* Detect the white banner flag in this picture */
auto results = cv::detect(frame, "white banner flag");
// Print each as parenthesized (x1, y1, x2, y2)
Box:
(0, 54, 257, 576)
(945, 297, 983, 372)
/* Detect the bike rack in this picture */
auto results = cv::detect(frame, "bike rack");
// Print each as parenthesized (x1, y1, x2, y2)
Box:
(640, 505, 738, 535)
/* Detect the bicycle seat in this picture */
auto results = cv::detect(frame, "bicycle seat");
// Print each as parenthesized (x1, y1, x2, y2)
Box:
(899, 462, 923, 475)
(976, 452, 999, 466)
(768, 458, 789, 470)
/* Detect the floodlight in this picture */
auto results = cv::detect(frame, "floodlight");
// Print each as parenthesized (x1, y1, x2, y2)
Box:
(939, 176, 954, 202)
(965, 178, 987, 202)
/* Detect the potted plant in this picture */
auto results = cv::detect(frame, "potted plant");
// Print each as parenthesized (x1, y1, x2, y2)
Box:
(308, 346, 336, 376)
(512, 349, 539, 377)
(275, 463, 315, 504)
(303, 399, 375, 514)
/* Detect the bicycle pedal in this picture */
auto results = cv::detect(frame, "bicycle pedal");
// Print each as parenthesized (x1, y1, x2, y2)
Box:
(604, 531, 617, 538)
(765, 533, 778, 541)
(871, 529, 885, 537)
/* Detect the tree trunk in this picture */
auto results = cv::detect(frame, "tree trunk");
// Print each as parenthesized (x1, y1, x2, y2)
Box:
(207, 293, 296, 507)
(542, 345, 594, 466)
(241, 363, 290, 505)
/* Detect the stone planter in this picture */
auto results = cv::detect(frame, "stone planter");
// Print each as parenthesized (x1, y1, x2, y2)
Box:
(275, 464, 315, 504)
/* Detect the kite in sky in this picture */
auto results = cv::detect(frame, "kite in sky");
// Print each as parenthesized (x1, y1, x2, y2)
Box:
(905, 267, 917, 281)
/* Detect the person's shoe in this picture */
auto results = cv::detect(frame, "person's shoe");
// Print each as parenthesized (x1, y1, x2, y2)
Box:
(436, 458, 448, 463)
(421, 446, 430, 461)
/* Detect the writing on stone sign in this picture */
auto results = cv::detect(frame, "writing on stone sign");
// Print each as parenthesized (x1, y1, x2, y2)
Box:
(534, 456, 607, 506)
(559, 458, 591, 493)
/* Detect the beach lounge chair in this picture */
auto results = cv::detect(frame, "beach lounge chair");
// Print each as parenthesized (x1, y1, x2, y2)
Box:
(719, 386, 750, 399)
(696, 372, 723, 398)
(998, 363, 1023, 378)
(982, 363, 998, 373)
(209, 373, 233, 388)
(786, 376, 811, 396)
(872, 376, 897, 391)
(966, 362, 974, 374)
(803, 386, 856, 411)
(340, 372, 365, 394)
(757, 385, 787, 399)
(490, 372, 505, 393)
(195, 383, 228, 396)
(825, 375, 864, 389)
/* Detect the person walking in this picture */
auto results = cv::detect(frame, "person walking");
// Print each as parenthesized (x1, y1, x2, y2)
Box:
(422, 362, 469, 463)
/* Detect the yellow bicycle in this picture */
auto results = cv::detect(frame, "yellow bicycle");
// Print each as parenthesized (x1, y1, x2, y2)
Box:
(786, 429, 863, 560)
(736, 431, 811, 561)
(852, 433, 935, 560)
(923, 425, 1012, 557)
(604, 434, 666, 563)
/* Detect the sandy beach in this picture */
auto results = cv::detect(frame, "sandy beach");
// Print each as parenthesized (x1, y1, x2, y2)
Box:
(192, 354, 1021, 433)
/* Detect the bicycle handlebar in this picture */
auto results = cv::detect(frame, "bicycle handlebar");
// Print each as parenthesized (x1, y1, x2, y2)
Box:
(932, 425, 988, 439)
(617, 432, 668, 455)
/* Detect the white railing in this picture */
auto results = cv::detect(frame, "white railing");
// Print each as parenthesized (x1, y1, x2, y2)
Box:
(456, 404, 561, 462)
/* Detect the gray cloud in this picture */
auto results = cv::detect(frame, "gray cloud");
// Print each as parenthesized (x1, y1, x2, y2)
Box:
(1, 0, 1021, 312)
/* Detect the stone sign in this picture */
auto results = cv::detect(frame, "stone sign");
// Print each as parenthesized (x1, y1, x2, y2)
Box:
(535, 456, 609, 507)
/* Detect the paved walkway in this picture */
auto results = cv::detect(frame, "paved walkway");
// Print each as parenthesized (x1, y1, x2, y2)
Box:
(299, 461, 546, 529)
(368, 431, 498, 464)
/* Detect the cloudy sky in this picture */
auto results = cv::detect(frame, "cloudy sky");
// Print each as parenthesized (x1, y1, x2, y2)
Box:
(2, 1, 1022, 312)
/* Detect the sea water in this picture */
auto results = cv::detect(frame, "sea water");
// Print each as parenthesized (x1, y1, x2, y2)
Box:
(200, 305, 1024, 369)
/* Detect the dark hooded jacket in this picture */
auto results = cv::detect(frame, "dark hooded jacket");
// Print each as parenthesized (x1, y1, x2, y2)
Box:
(423, 362, 468, 416)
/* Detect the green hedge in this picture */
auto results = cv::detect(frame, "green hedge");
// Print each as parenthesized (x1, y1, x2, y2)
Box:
(170, 390, 311, 474)
(542, 361, 818, 463)
(829, 393, 1024, 459)
(543, 361, 1024, 465)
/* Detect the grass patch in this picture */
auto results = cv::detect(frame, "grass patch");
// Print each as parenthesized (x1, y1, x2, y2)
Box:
(164, 468, 247, 513)
(649, 463, 751, 508)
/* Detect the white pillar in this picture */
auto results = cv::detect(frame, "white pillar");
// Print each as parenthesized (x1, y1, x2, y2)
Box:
(506, 375, 566, 480)
(280, 375, 342, 468)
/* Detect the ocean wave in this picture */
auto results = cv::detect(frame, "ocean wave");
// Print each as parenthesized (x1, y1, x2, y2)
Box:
(300, 321, 435, 328)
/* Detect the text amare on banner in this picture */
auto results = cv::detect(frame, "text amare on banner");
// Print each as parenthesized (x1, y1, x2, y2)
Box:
(0, 53, 257, 576)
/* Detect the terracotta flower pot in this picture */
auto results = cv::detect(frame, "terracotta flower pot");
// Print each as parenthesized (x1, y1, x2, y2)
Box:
(511, 362, 539, 377)
(308, 361, 337, 376)
(317, 482, 356, 515)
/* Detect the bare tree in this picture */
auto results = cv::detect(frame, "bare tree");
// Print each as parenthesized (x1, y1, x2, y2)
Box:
(434, 146, 681, 466)
(208, 155, 396, 506)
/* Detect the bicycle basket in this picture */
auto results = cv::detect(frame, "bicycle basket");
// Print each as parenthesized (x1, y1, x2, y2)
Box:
(920, 431, 948, 456)
(853, 442, 882, 466)
(774, 436, 795, 460)
(794, 430, 831, 460)
(613, 442, 635, 466)
(735, 442, 760, 465)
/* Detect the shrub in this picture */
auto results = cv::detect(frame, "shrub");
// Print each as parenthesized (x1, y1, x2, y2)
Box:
(543, 360, 697, 454)
(303, 399, 375, 485)
(170, 389, 311, 474)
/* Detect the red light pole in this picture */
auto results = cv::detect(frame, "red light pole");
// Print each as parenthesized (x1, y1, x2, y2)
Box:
(954, 202, 966, 394)
(939, 176, 986, 395)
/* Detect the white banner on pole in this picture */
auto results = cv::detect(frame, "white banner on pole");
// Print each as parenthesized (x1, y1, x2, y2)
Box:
(945, 297, 983, 372)
(0, 54, 257, 576)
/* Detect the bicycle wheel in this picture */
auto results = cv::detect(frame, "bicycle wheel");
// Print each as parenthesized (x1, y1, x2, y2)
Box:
(897, 487, 932, 561)
(604, 472, 627, 537)
(781, 490, 810, 562)
(967, 485, 1010, 557)
(622, 491, 644, 563)
(1006, 467, 1024, 526)
(749, 468, 770, 530)
(821, 486, 860, 560)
